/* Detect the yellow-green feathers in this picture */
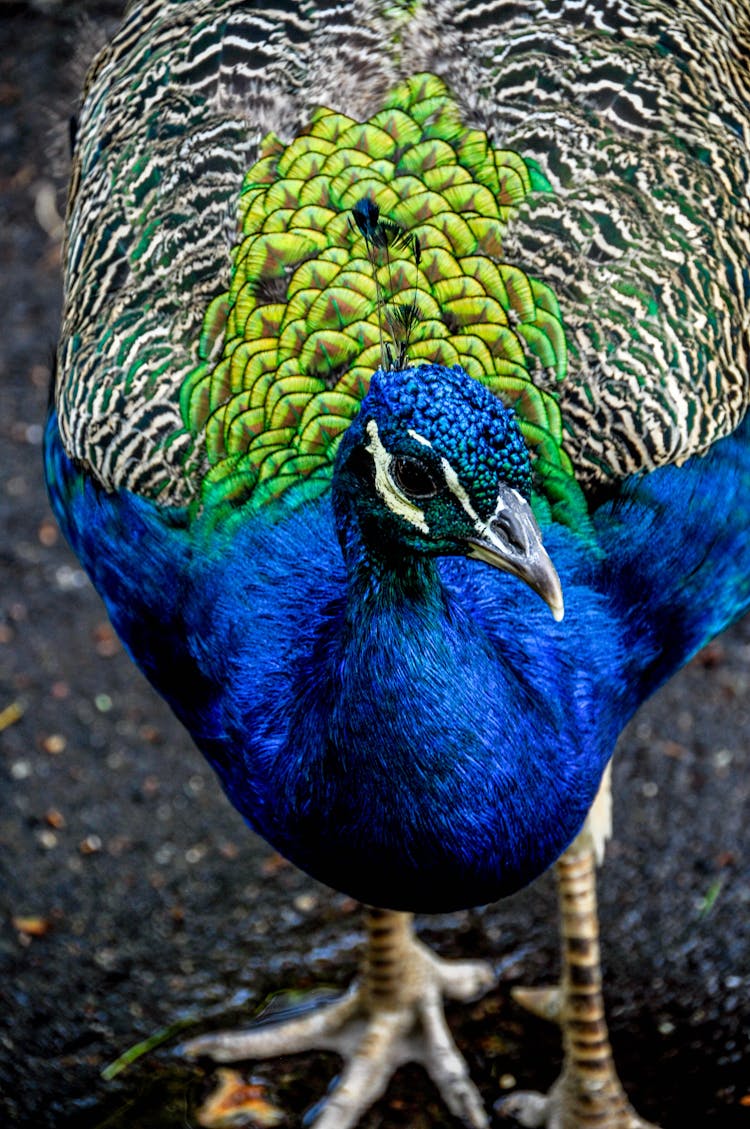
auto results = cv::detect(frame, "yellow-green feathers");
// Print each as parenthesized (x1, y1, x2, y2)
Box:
(181, 74, 584, 524)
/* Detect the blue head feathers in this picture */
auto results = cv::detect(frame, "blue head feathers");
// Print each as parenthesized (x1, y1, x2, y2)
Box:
(357, 364, 532, 509)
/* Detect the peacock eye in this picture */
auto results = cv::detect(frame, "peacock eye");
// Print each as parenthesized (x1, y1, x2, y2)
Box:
(391, 456, 438, 500)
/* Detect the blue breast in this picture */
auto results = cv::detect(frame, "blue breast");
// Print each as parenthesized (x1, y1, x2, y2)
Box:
(43, 409, 750, 911)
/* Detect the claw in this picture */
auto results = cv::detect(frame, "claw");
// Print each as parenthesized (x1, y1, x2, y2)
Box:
(496, 1088, 552, 1127)
(510, 985, 562, 1024)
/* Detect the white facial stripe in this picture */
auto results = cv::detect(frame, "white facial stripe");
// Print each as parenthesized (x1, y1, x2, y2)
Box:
(365, 420, 430, 534)
(493, 487, 525, 518)
(439, 457, 486, 537)
(407, 429, 433, 448)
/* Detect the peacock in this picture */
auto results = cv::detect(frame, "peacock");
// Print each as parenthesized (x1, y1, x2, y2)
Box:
(44, 0, 750, 1126)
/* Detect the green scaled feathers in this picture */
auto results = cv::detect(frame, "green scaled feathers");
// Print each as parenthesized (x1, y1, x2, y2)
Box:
(181, 73, 585, 526)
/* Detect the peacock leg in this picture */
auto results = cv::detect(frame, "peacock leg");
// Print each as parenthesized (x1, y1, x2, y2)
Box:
(498, 766, 659, 1129)
(183, 905, 495, 1129)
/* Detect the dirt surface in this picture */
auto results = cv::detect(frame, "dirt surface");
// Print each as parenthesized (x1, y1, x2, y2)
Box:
(0, 4, 748, 1128)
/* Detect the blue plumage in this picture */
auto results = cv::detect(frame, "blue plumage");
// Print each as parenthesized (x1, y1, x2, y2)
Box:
(44, 373, 750, 912)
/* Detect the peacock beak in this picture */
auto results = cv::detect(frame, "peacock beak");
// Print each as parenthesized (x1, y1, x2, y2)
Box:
(467, 487, 564, 622)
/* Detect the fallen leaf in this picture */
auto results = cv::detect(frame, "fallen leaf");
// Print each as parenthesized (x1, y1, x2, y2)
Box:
(260, 853, 291, 877)
(197, 1069, 285, 1128)
(93, 622, 120, 657)
(12, 916, 51, 938)
(38, 519, 59, 547)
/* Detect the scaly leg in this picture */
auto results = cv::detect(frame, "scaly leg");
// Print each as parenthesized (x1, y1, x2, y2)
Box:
(498, 765, 659, 1129)
(183, 906, 495, 1129)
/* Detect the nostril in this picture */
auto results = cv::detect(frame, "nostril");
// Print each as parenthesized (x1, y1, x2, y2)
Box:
(491, 513, 526, 554)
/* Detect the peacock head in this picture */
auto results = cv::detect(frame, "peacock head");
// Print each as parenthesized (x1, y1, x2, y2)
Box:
(333, 363, 564, 620)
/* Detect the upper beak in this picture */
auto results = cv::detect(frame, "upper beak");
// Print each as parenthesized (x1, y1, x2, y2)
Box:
(467, 487, 564, 622)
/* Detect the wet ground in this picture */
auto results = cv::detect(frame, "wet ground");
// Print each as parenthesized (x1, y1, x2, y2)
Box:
(1, 4, 749, 1127)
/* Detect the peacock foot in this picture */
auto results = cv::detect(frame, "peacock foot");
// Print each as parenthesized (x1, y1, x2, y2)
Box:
(497, 832, 661, 1129)
(496, 1068, 659, 1129)
(499, 982, 656, 1127)
(182, 907, 495, 1129)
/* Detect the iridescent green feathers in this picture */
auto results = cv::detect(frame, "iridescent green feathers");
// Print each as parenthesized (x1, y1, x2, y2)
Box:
(181, 74, 585, 525)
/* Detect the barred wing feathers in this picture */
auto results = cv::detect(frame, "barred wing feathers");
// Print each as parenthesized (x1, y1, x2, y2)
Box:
(57, 0, 750, 522)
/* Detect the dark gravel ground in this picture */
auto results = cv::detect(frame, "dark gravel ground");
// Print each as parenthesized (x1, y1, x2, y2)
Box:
(1, 4, 748, 1128)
